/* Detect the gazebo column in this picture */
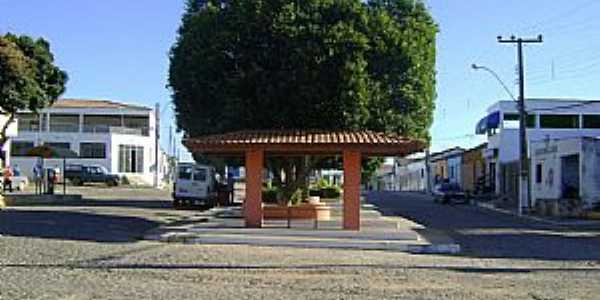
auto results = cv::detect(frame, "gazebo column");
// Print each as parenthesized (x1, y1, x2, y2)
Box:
(343, 150, 361, 230)
(244, 149, 264, 228)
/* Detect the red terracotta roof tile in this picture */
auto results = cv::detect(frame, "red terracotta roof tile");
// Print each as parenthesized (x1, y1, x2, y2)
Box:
(185, 130, 426, 156)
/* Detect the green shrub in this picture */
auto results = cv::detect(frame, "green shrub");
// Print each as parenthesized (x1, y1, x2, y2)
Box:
(262, 187, 279, 204)
(321, 186, 341, 198)
(290, 188, 305, 205)
(308, 188, 322, 197)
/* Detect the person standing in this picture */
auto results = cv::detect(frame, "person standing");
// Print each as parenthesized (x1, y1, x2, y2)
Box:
(227, 172, 235, 205)
(33, 161, 42, 194)
(3, 166, 13, 193)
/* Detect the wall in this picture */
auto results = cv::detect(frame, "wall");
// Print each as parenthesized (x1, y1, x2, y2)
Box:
(396, 159, 426, 192)
(446, 155, 462, 186)
(530, 138, 582, 206)
(581, 139, 600, 207)
(462, 148, 485, 193)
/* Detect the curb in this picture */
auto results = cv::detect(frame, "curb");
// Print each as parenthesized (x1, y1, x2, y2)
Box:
(144, 232, 461, 255)
(475, 202, 600, 229)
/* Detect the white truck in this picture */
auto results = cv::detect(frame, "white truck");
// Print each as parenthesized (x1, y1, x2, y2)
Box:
(172, 163, 218, 208)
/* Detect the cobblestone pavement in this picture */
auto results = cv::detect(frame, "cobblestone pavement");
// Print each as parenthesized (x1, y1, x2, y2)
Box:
(0, 188, 599, 299)
(367, 191, 600, 260)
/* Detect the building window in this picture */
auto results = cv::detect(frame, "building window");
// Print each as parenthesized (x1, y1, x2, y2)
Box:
(503, 113, 536, 128)
(535, 163, 543, 184)
(17, 113, 40, 131)
(80, 143, 106, 159)
(540, 114, 579, 129)
(49, 114, 79, 132)
(11, 141, 34, 157)
(46, 142, 71, 150)
(83, 115, 122, 133)
(583, 115, 600, 129)
(123, 116, 150, 136)
(118, 145, 144, 173)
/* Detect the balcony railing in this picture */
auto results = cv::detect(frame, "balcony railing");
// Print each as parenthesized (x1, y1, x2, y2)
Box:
(49, 123, 79, 133)
(83, 125, 149, 136)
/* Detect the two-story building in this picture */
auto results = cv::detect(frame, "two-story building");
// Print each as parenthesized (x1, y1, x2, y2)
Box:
(475, 99, 600, 204)
(11, 99, 165, 186)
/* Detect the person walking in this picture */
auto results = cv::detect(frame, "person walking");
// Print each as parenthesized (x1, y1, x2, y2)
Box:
(3, 166, 13, 193)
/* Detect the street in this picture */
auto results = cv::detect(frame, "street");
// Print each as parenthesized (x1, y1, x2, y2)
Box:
(0, 188, 599, 299)
(368, 191, 600, 261)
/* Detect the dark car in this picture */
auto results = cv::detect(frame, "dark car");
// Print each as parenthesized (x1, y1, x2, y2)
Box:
(433, 182, 468, 204)
(64, 164, 119, 186)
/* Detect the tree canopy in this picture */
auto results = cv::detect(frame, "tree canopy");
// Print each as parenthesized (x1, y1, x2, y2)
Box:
(0, 33, 68, 145)
(169, 0, 437, 194)
(169, 0, 437, 141)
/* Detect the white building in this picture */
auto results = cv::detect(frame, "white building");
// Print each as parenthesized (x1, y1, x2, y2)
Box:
(396, 158, 427, 192)
(11, 99, 166, 186)
(476, 99, 600, 202)
(530, 137, 600, 210)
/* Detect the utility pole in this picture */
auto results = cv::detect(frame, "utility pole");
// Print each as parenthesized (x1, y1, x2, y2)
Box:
(154, 103, 160, 188)
(498, 35, 543, 215)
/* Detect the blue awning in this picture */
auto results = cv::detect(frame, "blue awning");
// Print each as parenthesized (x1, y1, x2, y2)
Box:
(475, 111, 500, 134)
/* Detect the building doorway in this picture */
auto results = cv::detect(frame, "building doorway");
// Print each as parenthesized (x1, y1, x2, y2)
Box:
(561, 154, 580, 199)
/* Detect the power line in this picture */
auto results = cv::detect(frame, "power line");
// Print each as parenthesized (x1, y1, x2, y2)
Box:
(516, 0, 598, 33)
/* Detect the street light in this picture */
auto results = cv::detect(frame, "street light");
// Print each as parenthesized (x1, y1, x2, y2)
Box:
(471, 64, 516, 101)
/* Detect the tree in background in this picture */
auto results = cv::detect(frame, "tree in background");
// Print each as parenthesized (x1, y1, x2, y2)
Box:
(0, 34, 68, 164)
(169, 0, 437, 200)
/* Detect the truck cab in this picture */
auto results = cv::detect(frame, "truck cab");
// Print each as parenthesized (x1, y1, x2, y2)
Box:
(173, 163, 218, 208)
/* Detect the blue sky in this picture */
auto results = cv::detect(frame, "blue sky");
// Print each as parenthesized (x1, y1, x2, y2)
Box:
(2, 0, 600, 157)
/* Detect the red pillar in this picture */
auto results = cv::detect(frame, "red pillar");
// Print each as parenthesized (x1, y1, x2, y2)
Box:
(245, 149, 264, 228)
(343, 150, 361, 230)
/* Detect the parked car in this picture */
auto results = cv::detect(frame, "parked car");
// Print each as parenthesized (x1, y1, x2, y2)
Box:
(433, 182, 468, 204)
(64, 164, 119, 186)
(173, 163, 218, 208)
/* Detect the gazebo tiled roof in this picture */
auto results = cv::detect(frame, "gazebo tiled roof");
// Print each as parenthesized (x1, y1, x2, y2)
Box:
(185, 130, 426, 156)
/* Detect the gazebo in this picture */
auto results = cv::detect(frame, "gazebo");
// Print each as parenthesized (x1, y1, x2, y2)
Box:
(185, 130, 425, 230)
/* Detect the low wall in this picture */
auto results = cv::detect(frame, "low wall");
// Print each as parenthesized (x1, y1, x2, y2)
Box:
(3, 194, 83, 207)
(263, 203, 331, 221)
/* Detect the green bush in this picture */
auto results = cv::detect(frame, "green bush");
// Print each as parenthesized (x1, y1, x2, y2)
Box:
(262, 187, 279, 204)
(308, 188, 322, 197)
(290, 189, 304, 205)
(321, 186, 341, 199)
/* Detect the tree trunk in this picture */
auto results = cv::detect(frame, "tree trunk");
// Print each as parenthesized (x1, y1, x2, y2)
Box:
(0, 113, 15, 169)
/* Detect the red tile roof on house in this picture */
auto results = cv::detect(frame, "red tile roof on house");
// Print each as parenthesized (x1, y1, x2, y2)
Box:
(185, 130, 426, 156)
(51, 99, 151, 110)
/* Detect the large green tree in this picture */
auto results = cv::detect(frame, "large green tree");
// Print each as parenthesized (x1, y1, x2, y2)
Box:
(169, 0, 437, 198)
(0, 34, 68, 159)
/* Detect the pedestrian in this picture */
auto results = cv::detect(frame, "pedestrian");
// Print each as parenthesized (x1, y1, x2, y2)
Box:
(13, 164, 20, 177)
(227, 172, 235, 205)
(33, 161, 42, 194)
(3, 165, 13, 193)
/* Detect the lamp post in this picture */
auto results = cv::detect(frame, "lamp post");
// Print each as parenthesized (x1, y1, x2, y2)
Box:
(471, 64, 516, 101)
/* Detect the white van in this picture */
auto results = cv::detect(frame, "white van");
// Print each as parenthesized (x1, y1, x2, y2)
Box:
(173, 163, 218, 207)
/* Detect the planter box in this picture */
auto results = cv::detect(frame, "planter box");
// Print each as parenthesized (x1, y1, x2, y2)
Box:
(263, 203, 331, 221)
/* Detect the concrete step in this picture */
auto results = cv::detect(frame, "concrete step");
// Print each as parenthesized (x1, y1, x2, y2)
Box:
(187, 227, 420, 241)
(148, 231, 459, 254)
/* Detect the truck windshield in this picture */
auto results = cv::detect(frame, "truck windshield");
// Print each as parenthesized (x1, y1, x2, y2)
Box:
(178, 166, 193, 180)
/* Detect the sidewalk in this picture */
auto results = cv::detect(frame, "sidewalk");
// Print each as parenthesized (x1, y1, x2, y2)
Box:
(145, 203, 460, 254)
(476, 201, 600, 230)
